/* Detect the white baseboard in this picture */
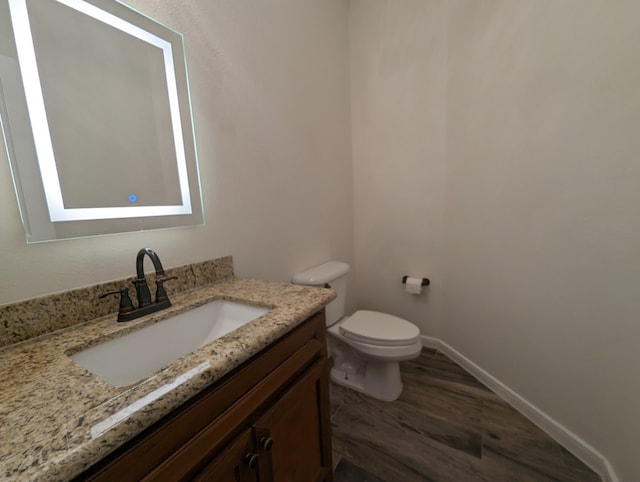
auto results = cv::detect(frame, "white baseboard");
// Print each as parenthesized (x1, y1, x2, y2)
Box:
(420, 335, 618, 482)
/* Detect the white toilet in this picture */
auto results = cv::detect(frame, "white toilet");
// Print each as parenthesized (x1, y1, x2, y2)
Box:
(293, 261, 422, 402)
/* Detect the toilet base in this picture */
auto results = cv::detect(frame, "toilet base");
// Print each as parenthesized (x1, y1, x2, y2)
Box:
(330, 359, 403, 402)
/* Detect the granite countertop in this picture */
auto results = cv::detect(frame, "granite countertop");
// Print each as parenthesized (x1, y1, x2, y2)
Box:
(0, 278, 335, 481)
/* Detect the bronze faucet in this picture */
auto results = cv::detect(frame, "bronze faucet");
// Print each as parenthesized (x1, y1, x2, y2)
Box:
(100, 248, 176, 322)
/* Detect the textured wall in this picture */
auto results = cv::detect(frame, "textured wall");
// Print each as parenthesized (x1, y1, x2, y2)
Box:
(0, 0, 353, 304)
(349, 0, 447, 336)
(443, 2, 640, 480)
(350, 1, 640, 480)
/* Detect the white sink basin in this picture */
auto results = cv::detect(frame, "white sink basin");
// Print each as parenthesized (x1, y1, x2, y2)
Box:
(71, 300, 270, 387)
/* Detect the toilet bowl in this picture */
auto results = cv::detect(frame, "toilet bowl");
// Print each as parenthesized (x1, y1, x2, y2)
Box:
(328, 310, 422, 401)
(292, 261, 422, 402)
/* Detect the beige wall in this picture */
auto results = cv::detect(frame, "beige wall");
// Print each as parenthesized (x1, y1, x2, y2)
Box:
(351, 1, 640, 480)
(0, 0, 353, 304)
(349, 0, 447, 335)
(444, 2, 640, 480)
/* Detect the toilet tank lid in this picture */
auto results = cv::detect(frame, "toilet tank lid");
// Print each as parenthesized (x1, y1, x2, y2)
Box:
(292, 261, 350, 285)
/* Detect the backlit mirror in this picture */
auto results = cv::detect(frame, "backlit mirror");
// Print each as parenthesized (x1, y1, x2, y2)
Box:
(0, 0, 203, 242)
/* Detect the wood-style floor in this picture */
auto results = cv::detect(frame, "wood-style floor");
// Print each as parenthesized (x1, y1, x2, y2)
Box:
(330, 348, 600, 482)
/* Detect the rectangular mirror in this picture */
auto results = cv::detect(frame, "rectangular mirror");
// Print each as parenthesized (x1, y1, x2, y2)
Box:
(0, 0, 203, 242)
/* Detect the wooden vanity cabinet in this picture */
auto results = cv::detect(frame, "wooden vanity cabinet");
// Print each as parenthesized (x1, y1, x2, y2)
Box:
(77, 310, 333, 482)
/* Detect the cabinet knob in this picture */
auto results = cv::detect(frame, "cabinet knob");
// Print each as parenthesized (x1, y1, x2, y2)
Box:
(244, 453, 259, 469)
(260, 436, 274, 452)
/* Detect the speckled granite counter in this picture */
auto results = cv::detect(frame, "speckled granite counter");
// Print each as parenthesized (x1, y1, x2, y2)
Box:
(0, 276, 334, 481)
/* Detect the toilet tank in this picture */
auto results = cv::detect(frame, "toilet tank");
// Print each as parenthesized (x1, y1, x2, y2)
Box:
(292, 261, 350, 326)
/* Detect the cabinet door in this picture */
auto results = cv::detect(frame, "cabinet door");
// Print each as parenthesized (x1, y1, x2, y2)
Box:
(254, 361, 331, 482)
(193, 429, 259, 482)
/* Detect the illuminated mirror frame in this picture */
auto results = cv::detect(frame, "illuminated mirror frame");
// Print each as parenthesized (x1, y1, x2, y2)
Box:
(9, 0, 192, 221)
(0, 0, 203, 241)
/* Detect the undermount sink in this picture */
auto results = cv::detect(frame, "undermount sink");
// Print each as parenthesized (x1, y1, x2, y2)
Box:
(70, 300, 270, 387)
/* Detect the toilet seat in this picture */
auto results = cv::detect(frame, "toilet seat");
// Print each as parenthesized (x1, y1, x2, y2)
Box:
(339, 310, 420, 347)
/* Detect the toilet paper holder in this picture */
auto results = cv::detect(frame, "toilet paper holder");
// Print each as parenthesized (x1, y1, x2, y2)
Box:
(401, 276, 430, 287)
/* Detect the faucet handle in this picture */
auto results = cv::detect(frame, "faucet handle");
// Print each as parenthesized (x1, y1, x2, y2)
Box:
(155, 276, 177, 303)
(99, 287, 135, 315)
